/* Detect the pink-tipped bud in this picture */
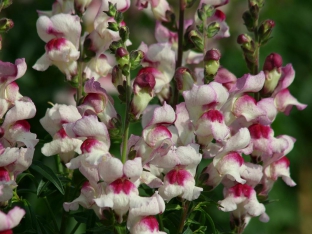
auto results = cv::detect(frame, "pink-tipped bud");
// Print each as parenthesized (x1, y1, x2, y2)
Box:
(263, 53, 283, 71)
(237, 34, 252, 44)
(115, 47, 129, 67)
(261, 53, 283, 96)
(0, 18, 14, 33)
(131, 73, 156, 119)
(174, 67, 195, 91)
(133, 73, 156, 94)
(204, 48, 221, 61)
(116, 47, 128, 58)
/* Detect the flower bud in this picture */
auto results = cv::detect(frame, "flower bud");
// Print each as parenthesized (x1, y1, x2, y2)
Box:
(0, 35, 2, 50)
(130, 50, 144, 70)
(109, 40, 123, 54)
(204, 48, 221, 61)
(104, 2, 117, 17)
(261, 53, 283, 96)
(108, 116, 123, 139)
(204, 49, 221, 83)
(108, 22, 119, 32)
(258, 19, 275, 45)
(248, 0, 264, 9)
(119, 26, 129, 43)
(206, 22, 220, 38)
(263, 53, 282, 71)
(112, 65, 123, 88)
(174, 67, 195, 91)
(237, 34, 252, 44)
(0, 18, 13, 33)
(242, 10, 255, 31)
(237, 34, 254, 53)
(189, 30, 204, 51)
(185, 0, 197, 8)
(197, 4, 215, 21)
(114, 11, 123, 24)
(131, 73, 156, 119)
(0, 0, 12, 10)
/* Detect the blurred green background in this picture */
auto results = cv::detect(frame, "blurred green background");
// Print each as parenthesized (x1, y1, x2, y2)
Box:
(1, 0, 311, 233)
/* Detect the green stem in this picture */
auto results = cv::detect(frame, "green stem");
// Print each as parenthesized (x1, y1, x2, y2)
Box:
(158, 213, 164, 231)
(60, 182, 71, 233)
(253, 17, 261, 101)
(56, 155, 64, 174)
(171, 0, 185, 107)
(43, 196, 59, 232)
(121, 73, 131, 163)
(76, 60, 84, 103)
(69, 222, 81, 234)
(178, 200, 190, 233)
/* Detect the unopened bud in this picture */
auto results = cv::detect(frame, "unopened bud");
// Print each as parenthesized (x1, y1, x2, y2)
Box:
(248, 0, 264, 9)
(204, 48, 221, 61)
(131, 72, 156, 119)
(237, 34, 252, 44)
(258, 19, 275, 45)
(116, 47, 129, 67)
(189, 30, 204, 51)
(108, 116, 122, 139)
(174, 67, 195, 91)
(185, 0, 197, 8)
(237, 34, 254, 53)
(197, 4, 215, 21)
(104, 2, 117, 17)
(204, 49, 221, 83)
(0, 0, 12, 10)
(242, 11, 255, 31)
(109, 40, 123, 54)
(108, 22, 119, 31)
(119, 26, 129, 42)
(261, 53, 283, 96)
(0, 18, 13, 33)
(263, 53, 282, 71)
(130, 50, 144, 70)
(112, 65, 123, 88)
(206, 22, 220, 38)
(0, 35, 2, 50)
(114, 11, 123, 24)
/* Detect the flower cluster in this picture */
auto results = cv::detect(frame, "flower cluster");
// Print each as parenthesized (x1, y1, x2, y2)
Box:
(0, 59, 38, 231)
(31, 0, 307, 233)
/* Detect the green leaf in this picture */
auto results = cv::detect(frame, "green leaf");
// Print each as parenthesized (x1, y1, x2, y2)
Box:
(16, 172, 35, 184)
(36, 180, 57, 197)
(18, 199, 42, 233)
(196, 207, 217, 234)
(30, 160, 65, 195)
(37, 215, 58, 234)
(183, 226, 193, 234)
(165, 203, 182, 212)
(194, 226, 207, 233)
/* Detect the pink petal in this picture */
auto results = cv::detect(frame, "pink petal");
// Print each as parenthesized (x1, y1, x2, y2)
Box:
(0, 207, 25, 231)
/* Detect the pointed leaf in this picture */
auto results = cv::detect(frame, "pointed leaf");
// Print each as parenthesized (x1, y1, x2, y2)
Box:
(30, 160, 65, 195)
